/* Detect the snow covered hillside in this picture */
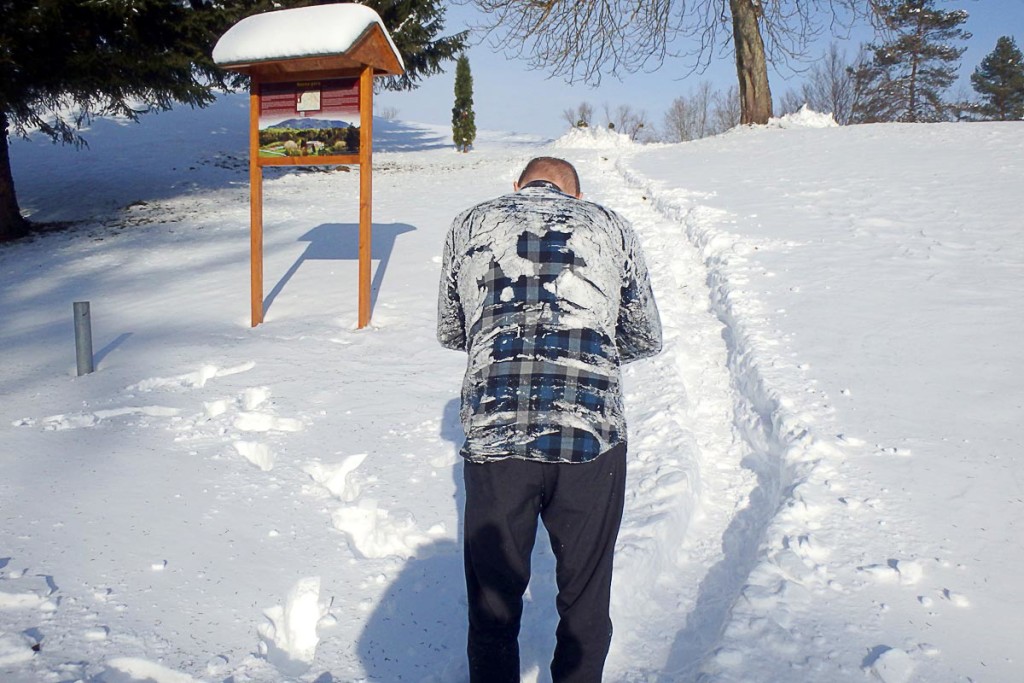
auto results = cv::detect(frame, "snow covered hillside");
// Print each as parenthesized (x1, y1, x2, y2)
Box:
(2, 95, 1022, 683)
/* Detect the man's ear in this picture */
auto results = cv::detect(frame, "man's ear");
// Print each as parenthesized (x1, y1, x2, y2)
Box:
(513, 181, 520, 192)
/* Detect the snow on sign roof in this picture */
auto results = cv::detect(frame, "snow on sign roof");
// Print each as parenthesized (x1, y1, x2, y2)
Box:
(213, 4, 404, 76)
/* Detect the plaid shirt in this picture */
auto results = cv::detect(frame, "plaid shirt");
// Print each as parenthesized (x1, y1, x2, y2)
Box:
(438, 183, 662, 463)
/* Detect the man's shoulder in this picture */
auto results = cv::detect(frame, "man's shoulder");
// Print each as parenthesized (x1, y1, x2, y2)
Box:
(512, 191, 626, 227)
(576, 197, 626, 224)
(452, 191, 629, 236)
(452, 192, 519, 224)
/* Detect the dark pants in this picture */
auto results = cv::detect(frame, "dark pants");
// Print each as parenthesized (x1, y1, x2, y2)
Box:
(463, 443, 627, 683)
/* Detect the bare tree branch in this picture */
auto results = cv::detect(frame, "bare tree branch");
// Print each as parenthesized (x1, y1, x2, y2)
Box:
(467, 0, 885, 84)
(465, 0, 889, 123)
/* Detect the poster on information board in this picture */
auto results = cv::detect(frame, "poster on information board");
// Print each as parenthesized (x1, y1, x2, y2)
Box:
(258, 78, 360, 158)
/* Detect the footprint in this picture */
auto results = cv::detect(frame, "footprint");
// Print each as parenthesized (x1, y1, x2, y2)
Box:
(129, 361, 255, 391)
(942, 588, 969, 607)
(0, 590, 48, 610)
(129, 365, 220, 391)
(0, 572, 57, 611)
(204, 400, 230, 418)
(331, 499, 434, 559)
(104, 657, 206, 682)
(242, 387, 271, 410)
(83, 626, 110, 641)
(857, 563, 900, 583)
(40, 406, 180, 431)
(0, 632, 36, 667)
(304, 453, 369, 502)
(867, 647, 916, 683)
(893, 559, 923, 585)
(874, 444, 912, 457)
(234, 412, 303, 433)
(258, 577, 326, 675)
(233, 441, 275, 471)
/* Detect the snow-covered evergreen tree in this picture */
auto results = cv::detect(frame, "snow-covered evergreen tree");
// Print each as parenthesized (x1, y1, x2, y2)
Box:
(452, 55, 477, 153)
(364, 0, 468, 91)
(0, 0, 219, 242)
(850, 0, 970, 123)
(0, 0, 467, 243)
(971, 36, 1024, 121)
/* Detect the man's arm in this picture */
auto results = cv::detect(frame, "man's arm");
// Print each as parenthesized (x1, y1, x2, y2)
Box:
(616, 220, 662, 363)
(437, 222, 467, 351)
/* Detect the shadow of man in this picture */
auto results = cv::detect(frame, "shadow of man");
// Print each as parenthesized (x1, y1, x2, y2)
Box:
(355, 398, 469, 682)
(355, 393, 561, 682)
(264, 222, 416, 319)
(444, 403, 560, 682)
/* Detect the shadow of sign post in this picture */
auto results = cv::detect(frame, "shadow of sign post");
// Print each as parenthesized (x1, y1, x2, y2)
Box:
(264, 222, 416, 320)
(212, 4, 405, 329)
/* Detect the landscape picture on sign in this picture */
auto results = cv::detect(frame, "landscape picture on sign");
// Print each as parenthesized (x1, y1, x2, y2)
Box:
(258, 78, 360, 158)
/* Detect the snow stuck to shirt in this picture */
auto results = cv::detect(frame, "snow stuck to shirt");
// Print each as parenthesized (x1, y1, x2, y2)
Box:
(212, 4, 403, 69)
(438, 186, 661, 461)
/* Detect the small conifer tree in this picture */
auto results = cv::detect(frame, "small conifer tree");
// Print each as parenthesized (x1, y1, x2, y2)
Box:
(850, 0, 970, 123)
(452, 55, 476, 153)
(971, 36, 1024, 121)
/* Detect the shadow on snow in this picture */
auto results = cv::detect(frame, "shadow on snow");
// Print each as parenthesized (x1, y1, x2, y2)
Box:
(263, 222, 416, 321)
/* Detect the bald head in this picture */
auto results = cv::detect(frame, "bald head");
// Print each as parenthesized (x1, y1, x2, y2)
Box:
(515, 157, 582, 198)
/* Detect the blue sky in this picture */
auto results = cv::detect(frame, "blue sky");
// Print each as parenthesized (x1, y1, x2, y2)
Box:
(375, 0, 1023, 138)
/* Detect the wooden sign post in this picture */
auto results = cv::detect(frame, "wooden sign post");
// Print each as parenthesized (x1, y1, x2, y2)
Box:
(213, 5, 404, 328)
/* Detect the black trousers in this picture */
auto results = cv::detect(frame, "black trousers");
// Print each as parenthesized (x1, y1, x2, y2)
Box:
(463, 443, 627, 683)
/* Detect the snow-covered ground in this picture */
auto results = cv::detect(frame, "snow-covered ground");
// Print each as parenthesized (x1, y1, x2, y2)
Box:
(2, 94, 1021, 683)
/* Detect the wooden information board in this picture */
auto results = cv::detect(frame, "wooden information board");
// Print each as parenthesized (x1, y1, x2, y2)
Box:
(248, 67, 375, 327)
(214, 7, 404, 328)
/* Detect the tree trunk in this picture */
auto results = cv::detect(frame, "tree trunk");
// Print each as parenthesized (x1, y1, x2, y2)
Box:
(730, 0, 773, 125)
(0, 112, 30, 242)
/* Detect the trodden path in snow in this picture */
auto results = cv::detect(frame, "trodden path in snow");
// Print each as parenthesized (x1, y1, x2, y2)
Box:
(597, 147, 831, 682)
(602, 131, 986, 683)
(578, 139, 927, 683)
(573, 147, 787, 683)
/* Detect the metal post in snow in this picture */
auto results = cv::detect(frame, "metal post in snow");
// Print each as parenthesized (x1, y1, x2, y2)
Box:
(73, 301, 94, 376)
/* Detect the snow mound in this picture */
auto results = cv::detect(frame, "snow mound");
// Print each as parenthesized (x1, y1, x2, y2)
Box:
(553, 125, 635, 149)
(765, 104, 838, 129)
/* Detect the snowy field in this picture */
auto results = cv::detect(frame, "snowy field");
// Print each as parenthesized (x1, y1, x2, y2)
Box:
(2, 94, 1022, 683)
